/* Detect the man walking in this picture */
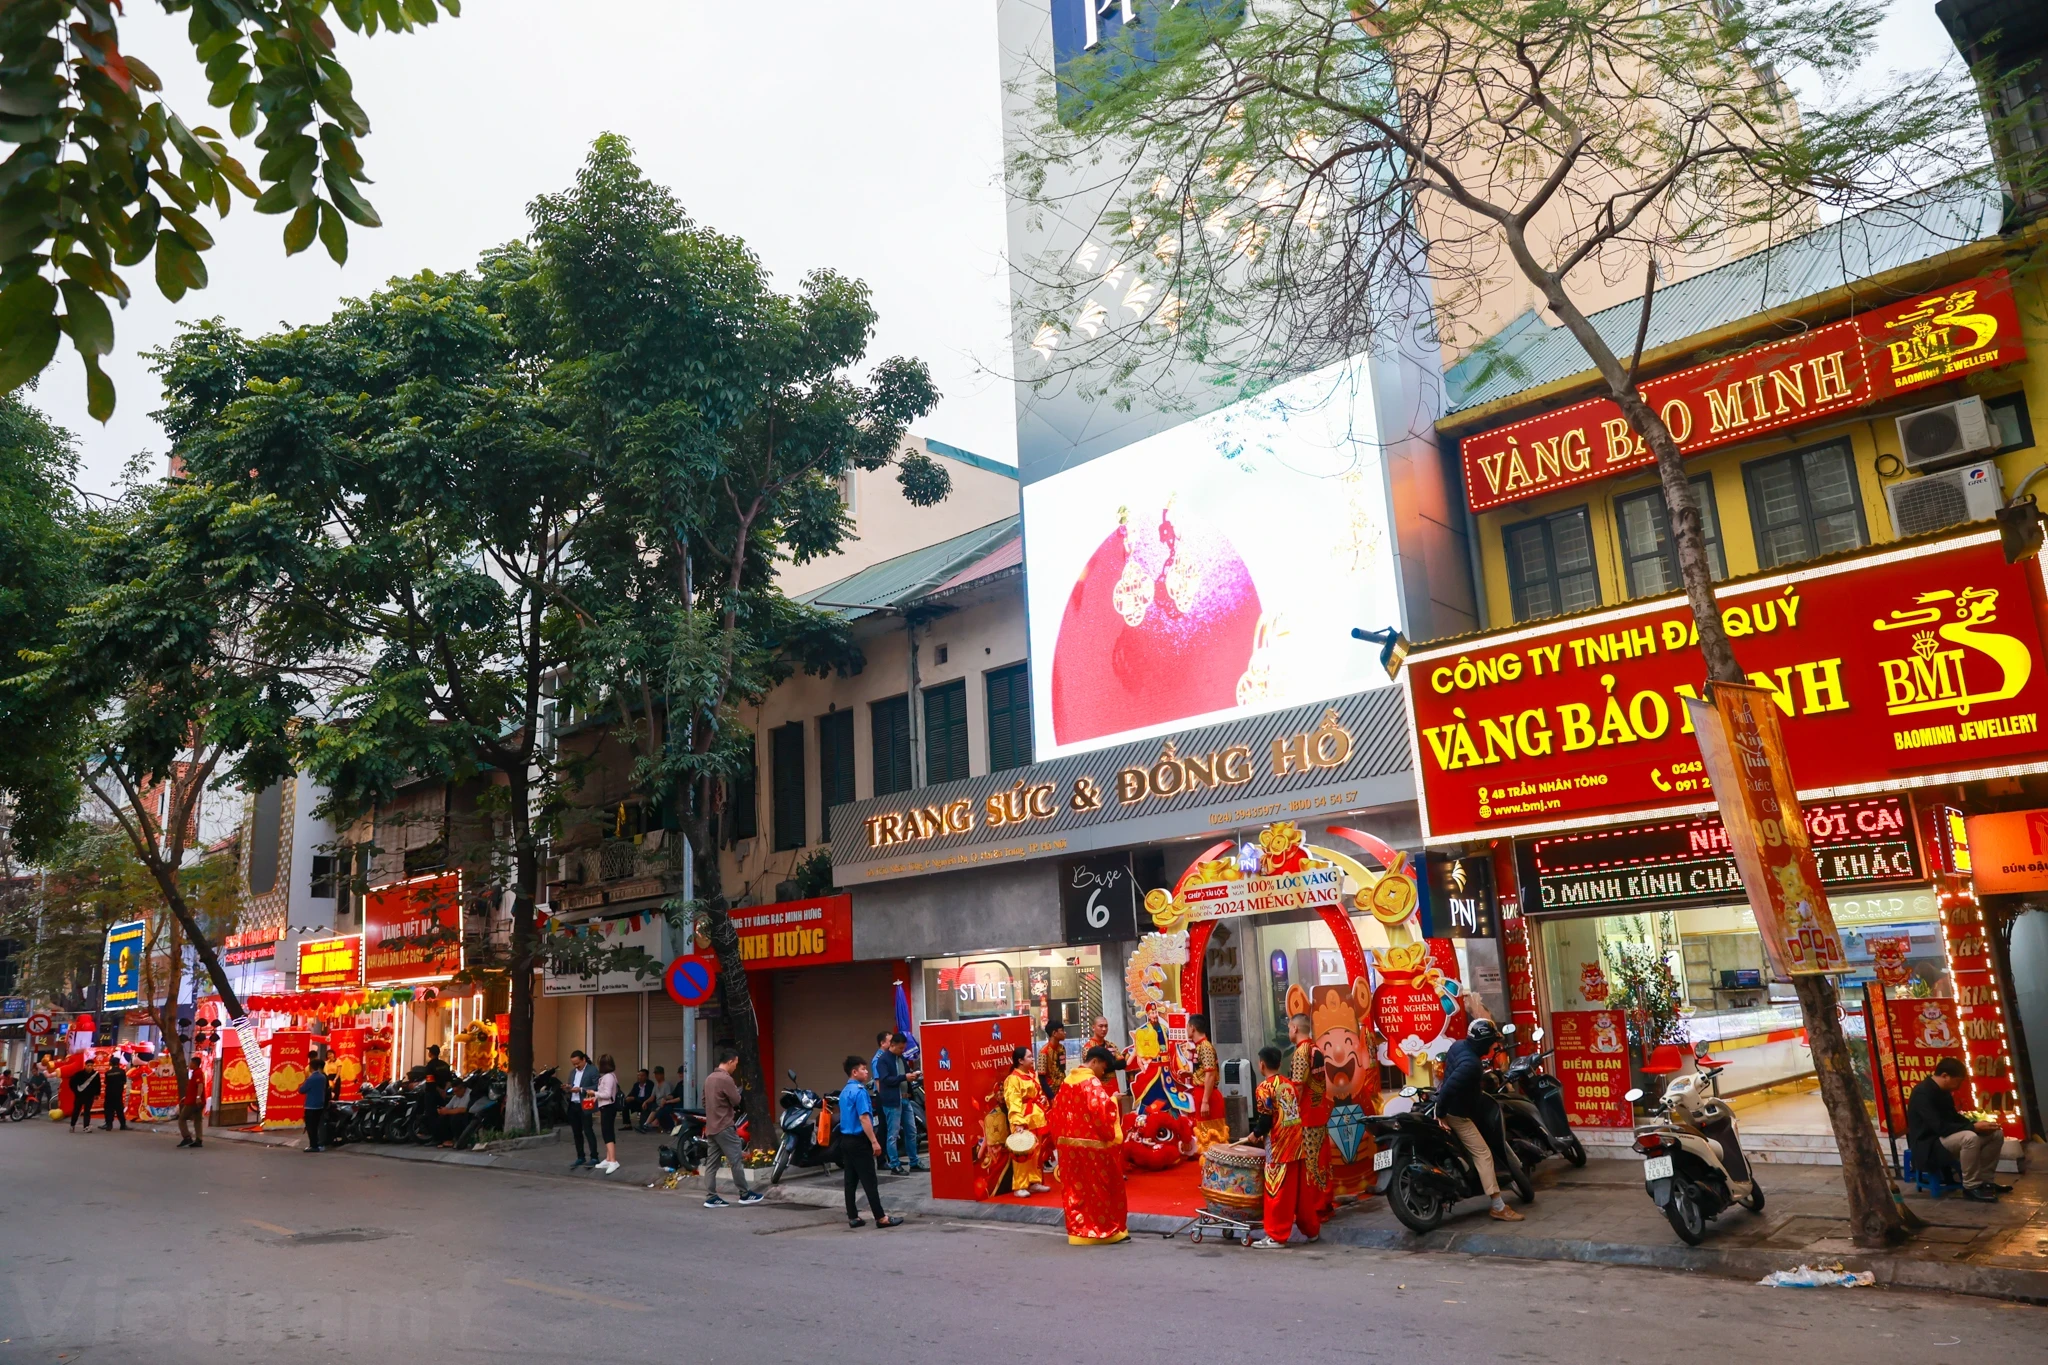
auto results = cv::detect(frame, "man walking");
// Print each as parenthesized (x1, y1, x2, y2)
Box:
(837, 1056, 901, 1229)
(563, 1049, 600, 1170)
(68, 1063, 100, 1132)
(299, 1057, 331, 1152)
(701, 1049, 763, 1208)
(176, 1058, 207, 1149)
(101, 1057, 129, 1131)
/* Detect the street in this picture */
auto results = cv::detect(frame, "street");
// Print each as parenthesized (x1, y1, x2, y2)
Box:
(2, 1122, 2042, 1364)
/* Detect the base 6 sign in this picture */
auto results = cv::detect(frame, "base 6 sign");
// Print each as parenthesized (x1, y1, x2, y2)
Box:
(1405, 530, 2048, 842)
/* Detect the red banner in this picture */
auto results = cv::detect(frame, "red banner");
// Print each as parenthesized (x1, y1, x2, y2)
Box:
(220, 1031, 257, 1108)
(365, 873, 463, 984)
(728, 895, 854, 971)
(327, 1027, 366, 1102)
(1460, 271, 2027, 511)
(1406, 531, 2048, 842)
(1550, 1009, 1633, 1129)
(920, 1015, 1033, 1202)
(1868, 994, 1969, 1135)
(1942, 887, 2020, 1128)
(265, 1030, 310, 1128)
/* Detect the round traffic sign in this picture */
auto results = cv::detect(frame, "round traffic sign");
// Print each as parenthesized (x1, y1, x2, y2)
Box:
(664, 955, 718, 1008)
(26, 1012, 51, 1037)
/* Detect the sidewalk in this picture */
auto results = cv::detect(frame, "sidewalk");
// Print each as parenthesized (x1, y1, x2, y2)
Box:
(169, 1118, 2048, 1304)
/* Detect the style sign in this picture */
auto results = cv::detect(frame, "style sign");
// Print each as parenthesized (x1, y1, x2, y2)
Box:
(101, 920, 147, 1010)
(1405, 531, 2048, 842)
(1960, 808, 2048, 894)
(1550, 1009, 1633, 1129)
(1058, 852, 1140, 945)
(364, 873, 463, 985)
(919, 1015, 1033, 1202)
(296, 935, 362, 990)
(1458, 271, 2026, 511)
(1686, 684, 1847, 976)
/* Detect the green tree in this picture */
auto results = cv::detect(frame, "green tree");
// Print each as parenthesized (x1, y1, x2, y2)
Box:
(0, 0, 457, 418)
(0, 395, 84, 857)
(1006, 0, 1991, 1249)
(527, 136, 943, 1138)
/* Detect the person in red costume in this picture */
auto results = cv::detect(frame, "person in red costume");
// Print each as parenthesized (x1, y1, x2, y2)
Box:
(1050, 1047, 1129, 1246)
(1250, 1045, 1320, 1248)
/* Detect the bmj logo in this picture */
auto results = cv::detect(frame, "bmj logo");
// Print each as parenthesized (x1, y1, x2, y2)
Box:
(1050, 0, 1245, 125)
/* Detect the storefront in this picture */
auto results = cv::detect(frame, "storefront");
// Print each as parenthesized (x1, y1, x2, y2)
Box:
(1405, 526, 2045, 1144)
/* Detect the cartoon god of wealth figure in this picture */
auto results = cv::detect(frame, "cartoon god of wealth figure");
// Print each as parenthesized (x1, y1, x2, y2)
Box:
(1590, 1014, 1625, 1055)
(1290, 979, 1381, 1201)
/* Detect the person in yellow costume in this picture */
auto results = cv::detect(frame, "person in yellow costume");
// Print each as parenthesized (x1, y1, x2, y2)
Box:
(1001, 1048, 1052, 1196)
(1188, 1013, 1229, 1153)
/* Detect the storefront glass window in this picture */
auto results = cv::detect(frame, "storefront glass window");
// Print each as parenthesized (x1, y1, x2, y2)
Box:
(922, 947, 1101, 1031)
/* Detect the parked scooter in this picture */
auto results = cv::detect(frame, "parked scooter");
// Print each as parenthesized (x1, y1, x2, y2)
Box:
(1364, 1083, 1534, 1233)
(769, 1069, 840, 1185)
(1626, 1044, 1764, 1245)
(1489, 1025, 1587, 1169)
(532, 1067, 568, 1128)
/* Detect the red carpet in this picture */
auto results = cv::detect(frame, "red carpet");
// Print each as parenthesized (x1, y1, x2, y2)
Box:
(936, 1160, 1216, 1218)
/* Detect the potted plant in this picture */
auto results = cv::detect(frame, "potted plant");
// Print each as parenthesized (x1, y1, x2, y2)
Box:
(1604, 916, 1687, 1101)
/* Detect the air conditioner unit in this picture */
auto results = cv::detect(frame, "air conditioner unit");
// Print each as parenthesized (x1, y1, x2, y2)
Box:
(1897, 396, 1997, 470)
(1885, 459, 2003, 538)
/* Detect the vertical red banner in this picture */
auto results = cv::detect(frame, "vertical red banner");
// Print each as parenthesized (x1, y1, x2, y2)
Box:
(1550, 1009, 1633, 1128)
(1864, 986, 1906, 1136)
(265, 1030, 310, 1128)
(327, 1027, 365, 1102)
(220, 1031, 256, 1107)
(1501, 914, 1540, 1054)
(1941, 887, 2021, 1134)
(920, 1015, 1033, 1202)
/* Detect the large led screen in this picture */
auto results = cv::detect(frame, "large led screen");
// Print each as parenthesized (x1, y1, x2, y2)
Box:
(1022, 358, 1402, 758)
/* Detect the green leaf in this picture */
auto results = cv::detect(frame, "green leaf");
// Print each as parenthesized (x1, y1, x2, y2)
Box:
(58, 278, 114, 356)
(81, 352, 114, 421)
(59, 250, 128, 302)
(318, 199, 347, 265)
(283, 200, 317, 255)
(230, 85, 258, 138)
(323, 166, 381, 227)
(253, 181, 298, 214)
(208, 68, 250, 108)
(0, 306, 59, 395)
(162, 205, 216, 251)
(288, 152, 316, 206)
(0, 273, 59, 339)
(149, 167, 202, 213)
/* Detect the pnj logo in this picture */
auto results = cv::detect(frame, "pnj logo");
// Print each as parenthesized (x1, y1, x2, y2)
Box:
(1050, 0, 1245, 124)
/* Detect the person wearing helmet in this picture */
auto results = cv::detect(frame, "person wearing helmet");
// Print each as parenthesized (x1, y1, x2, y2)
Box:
(1436, 1017, 1524, 1222)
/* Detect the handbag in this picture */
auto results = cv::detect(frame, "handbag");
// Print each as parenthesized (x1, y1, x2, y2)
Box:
(581, 1095, 597, 1111)
(816, 1101, 834, 1150)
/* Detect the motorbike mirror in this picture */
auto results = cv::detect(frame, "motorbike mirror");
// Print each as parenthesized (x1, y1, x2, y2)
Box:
(1501, 1022, 1517, 1036)
(1400, 1085, 1418, 1098)
(787, 1068, 797, 1081)
(1623, 1087, 1645, 1103)
(1531, 1027, 1544, 1044)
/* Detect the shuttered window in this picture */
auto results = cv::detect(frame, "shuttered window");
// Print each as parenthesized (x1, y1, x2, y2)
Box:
(923, 680, 970, 785)
(871, 695, 912, 797)
(818, 709, 856, 843)
(771, 721, 805, 851)
(985, 663, 1032, 773)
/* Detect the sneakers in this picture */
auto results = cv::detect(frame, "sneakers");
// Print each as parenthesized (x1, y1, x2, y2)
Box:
(1013, 1188, 1034, 1198)
(596, 1159, 620, 1175)
(704, 1195, 731, 1208)
(848, 1216, 867, 1228)
(1966, 1184, 2001, 1202)
(738, 1191, 765, 1205)
(571, 1159, 590, 1170)
(1250, 1237, 1287, 1249)
(1028, 1182, 1052, 1194)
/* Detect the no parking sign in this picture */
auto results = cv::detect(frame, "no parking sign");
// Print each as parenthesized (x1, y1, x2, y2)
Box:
(664, 955, 718, 1008)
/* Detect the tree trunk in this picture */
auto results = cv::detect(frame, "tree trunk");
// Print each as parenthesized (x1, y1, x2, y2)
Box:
(687, 799, 772, 1151)
(503, 788, 540, 1135)
(137, 852, 244, 1019)
(1610, 388, 1907, 1248)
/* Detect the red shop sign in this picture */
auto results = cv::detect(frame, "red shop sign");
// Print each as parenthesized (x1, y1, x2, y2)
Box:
(1550, 1009, 1633, 1129)
(1405, 530, 2048, 842)
(364, 873, 463, 984)
(729, 894, 853, 972)
(1459, 271, 2027, 512)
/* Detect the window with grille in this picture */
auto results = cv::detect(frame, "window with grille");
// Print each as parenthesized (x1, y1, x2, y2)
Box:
(985, 663, 1033, 773)
(818, 709, 856, 843)
(1743, 440, 1866, 570)
(924, 679, 970, 786)
(871, 695, 912, 797)
(1503, 506, 1600, 622)
(771, 721, 806, 851)
(1615, 478, 1726, 599)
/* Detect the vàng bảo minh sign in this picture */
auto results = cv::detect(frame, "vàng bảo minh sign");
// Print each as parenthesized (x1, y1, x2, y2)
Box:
(1404, 530, 2048, 842)
(1458, 271, 2026, 512)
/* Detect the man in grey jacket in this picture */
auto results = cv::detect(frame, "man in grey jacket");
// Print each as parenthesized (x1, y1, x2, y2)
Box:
(702, 1049, 762, 1207)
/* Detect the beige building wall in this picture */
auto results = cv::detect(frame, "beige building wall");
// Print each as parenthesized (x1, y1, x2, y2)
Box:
(775, 437, 1021, 598)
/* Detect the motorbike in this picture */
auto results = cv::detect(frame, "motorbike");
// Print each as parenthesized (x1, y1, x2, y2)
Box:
(1490, 1025, 1587, 1169)
(532, 1067, 568, 1128)
(1626, 1044, 1764, 1245)
(1364, 1084, 1534, 1234)
(769, 1069, 840, 1185)
(352, 1080, 406, 1142)
(660, 1108, 753, 1173)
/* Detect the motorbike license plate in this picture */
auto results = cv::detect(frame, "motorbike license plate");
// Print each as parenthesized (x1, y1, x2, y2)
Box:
(1643, 1155, 1674, 1181)
(1373, 1147, 1394, 1171)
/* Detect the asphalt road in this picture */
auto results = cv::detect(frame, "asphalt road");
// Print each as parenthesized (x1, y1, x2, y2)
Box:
(2, 1119, 2042, 1364)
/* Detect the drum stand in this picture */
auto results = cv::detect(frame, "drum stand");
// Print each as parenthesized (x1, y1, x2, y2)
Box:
(1166, 1205, 1257, 1246)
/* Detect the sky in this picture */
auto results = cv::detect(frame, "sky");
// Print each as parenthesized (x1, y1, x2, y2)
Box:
(37, 0, 1966, 496)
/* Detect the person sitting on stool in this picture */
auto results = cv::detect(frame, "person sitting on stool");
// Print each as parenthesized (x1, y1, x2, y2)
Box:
(1908, 1057, 2009, 1201)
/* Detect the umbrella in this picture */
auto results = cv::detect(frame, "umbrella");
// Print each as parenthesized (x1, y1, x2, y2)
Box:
(893, 979, 918, 1060)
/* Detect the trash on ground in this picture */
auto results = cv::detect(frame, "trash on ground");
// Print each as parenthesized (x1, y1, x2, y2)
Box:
(1756, 1263, 1875, 1288)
